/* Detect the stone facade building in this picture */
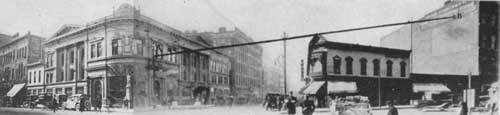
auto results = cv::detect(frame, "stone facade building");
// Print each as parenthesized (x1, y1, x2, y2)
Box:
(262, 66, 284, 94)
(39, 3, 233, 109)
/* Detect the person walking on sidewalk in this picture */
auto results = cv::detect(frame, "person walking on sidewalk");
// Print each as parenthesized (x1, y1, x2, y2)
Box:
(51, 98, 57, 113)
(287, 92, 298, 115)
(460, 102, 468, 115)
(301, 96, 315, 115)
(79, 98, 85, 112)
(387, 102, 398, 115)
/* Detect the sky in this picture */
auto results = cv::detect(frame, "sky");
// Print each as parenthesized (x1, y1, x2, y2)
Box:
(0, 0, 447, 92)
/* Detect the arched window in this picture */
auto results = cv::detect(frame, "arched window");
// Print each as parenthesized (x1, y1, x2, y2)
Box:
(333, 56, 341, 74)
(345, 57, 353, 74)
(360, 58, 367, 75)
(373, 59, 380, 76)
(386, 60, 393, 76)
(400, 61, 406, 77)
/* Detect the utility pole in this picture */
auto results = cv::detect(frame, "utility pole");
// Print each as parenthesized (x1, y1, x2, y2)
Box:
(378, 74, 381, 108)
(283, 32, 287, 94)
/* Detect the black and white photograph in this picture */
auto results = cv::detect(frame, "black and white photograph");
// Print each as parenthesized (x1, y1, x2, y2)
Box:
(0, 0, 498, 115)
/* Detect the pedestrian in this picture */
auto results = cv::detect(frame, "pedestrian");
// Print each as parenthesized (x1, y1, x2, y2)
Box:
(387, 101, 398, 115)
(286, 99, 296, 115)
(460, 102, 468, 115)
(79, 98, 85, 112)
(329, 97, 338, 115)
(51, 98, 57, 113)
(279, 95, 284, 111)
(287, 92, 298, 115)
(301, 96, 315, 115)
(263, 95, 268, 108)
(95, 97, 102, 112)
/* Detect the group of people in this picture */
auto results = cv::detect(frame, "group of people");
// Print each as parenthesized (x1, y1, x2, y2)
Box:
(262, 92, 317, 115)
(47, 95, 108, 113)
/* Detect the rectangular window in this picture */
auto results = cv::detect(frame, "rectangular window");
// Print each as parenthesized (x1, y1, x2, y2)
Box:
(112, 39, 119, 55)
(70, 50, 75, 64)
(29, 72, 31, 84)
(38, 70, 41, 83)
(91, 44, 96, 58)
(97, 42, 102, 57)
(60, 52, 64, 65)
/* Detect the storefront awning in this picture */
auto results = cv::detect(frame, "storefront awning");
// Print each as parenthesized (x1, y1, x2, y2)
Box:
(6, 83, 25, 97)
(413, 83, 451, 93)
(326, 81, 357, 93)
(300, 81, 325, 94)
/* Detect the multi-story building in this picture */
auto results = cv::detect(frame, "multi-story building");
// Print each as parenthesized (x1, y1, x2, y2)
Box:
(262, 65, 284, 94)
(42, 3, 233, 109)
(302, 35, 411, 106)
(27, 58, 45, 96)
(0, 32, 44, 107)
(380, 1, 499, 104)
(187, 27, 264, 103)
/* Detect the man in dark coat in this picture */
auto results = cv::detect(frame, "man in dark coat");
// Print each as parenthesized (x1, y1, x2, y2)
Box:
(387, 102, 398, 115)
(79, 98, 85, 112)
(51, 98, 58, 113)
(301, 96, 315, 115)
(287, 92, 298, 115)
(460, 102, 468, 115)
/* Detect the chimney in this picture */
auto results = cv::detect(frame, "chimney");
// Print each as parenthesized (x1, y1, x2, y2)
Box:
(219, 27, 226, 33)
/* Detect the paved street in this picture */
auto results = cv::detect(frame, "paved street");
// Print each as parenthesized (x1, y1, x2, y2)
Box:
(0, 105, 494, 115)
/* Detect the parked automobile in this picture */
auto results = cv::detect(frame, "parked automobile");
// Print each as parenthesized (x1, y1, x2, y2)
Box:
(63, 94, 90, 110)
(63, 94, 82, 110)
(419, 102, 452, 111)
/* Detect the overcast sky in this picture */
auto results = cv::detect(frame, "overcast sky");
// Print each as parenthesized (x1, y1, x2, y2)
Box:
(0, 0, 447, 92)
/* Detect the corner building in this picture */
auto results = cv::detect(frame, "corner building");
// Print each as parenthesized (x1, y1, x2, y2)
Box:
(303, 35, 411, 106)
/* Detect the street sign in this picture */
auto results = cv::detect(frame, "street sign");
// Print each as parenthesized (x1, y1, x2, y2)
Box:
(463, 89, 475, 108)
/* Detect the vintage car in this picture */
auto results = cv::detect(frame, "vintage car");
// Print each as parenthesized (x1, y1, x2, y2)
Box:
(63, 94, 91, 110)
(63, 94, 82, 110)
(333, 96, 372, 115)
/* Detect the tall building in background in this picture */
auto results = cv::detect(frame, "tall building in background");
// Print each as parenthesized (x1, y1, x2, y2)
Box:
(187, 27, 264, 103)
(0, 32, 45, 107)
(381, 1, 499, 104)
(263, 65, 284, 94)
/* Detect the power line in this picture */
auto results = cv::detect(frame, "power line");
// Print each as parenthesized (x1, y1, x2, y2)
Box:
(155, 14, 460, 57)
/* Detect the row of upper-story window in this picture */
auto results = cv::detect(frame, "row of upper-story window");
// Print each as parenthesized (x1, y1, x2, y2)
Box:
(210, 60, 230, 74)
(329, 56, 407, 77)
(28, 70, 43, 85)
(180, 69, 229, 85)
(234, 62, 261, 78)
(236, 76, 260, 88)
(0, 47, 28, 65)
(1, 63, 26, 81)
(181, 52, 209, 70)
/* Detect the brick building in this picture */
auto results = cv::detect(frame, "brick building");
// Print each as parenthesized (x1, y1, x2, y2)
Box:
(302, 35, 411, 106)
(0, 32, 45, 107)
(186, 27, 264, 103)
